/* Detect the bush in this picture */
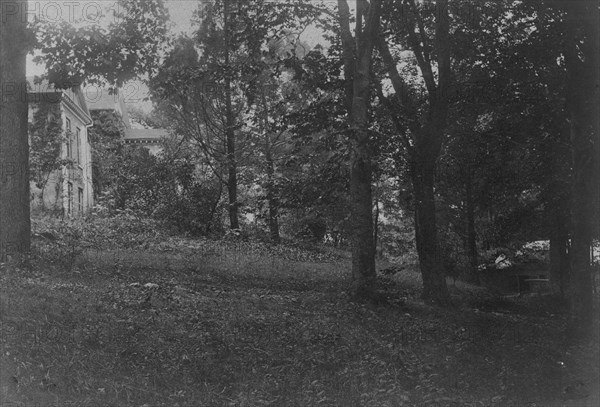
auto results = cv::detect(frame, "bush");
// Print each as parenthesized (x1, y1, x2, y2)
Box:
(98, 147, 223, 236)
(31, 216, 86, 272)
(30, 211, 168, 271)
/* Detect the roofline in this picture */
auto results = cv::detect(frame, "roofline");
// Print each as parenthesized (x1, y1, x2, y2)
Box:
(28, 86, 92, 126)
(62, 93, 93, 127)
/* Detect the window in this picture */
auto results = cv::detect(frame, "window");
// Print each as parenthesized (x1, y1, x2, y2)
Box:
(78, 188, 84, 213)
(65, 118, 72, 158)
(67, 182, 73, 215)
(76, 127, 81, 165)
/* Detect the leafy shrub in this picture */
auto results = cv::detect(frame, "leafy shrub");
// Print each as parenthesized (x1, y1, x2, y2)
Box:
(31, 216, 88, 271)
(377, 218, 415, 259)
(98, 147, 223, 236)
(283, 211, 329, 243)
(30, 211, 168, 271)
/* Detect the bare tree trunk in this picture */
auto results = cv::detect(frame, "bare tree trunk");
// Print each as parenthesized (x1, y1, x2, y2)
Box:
(0, 0, 31, 262)
(564, 0, 599, 333)
(224, 0, 239, 230)
(338, 0, 382, 300)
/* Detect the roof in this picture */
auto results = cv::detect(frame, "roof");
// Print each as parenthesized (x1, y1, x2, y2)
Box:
(84, 87, 131, 129)
(124, 128, 169, 142)
(26, 76, 92, 126)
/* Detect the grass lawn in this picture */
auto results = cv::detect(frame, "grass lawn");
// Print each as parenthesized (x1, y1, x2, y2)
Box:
(1, 237, 598, 406)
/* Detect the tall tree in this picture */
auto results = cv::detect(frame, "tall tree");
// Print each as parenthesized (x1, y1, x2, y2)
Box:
(0, 0, 31, 262)
(222, 0, 239, 229)
(338, 0, 382, 300)
(563, 0, 599, 332)
(152, 0, 320, 238)
(377, 0, 451, 305)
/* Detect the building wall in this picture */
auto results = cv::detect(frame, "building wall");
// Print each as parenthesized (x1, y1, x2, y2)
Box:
(29, 97, 93, 216)
(61, 102, 94, 215)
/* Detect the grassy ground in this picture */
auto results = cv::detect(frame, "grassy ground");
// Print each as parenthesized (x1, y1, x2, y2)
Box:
(1, 236, 598, 406)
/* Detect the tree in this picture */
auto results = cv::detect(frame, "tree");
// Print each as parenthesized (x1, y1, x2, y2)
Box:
(152, 0, 257, 231)
(280, 51, 353, 245)
(32, 0, 169, 88)
(377, 0, 451, 305)
(563, 0, 599, 332)
(337, 0, 382, 300)
(222, 0, 239, 229)
(0, 0, 31, 262)
(152, 0, 320, 238)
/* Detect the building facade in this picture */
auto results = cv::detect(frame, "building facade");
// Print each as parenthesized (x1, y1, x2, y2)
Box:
(28, 77, 94, 216)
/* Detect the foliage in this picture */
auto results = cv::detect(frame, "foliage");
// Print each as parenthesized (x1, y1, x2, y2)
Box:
(87, 110, 127, 199)
(31, 211, 164, 252)
(88, 110, 225, 237)
(31, 0, 170, 88)
(148, 1, 330, 240)
(28, 102, 70, 192)
(100, 146, 223, 236)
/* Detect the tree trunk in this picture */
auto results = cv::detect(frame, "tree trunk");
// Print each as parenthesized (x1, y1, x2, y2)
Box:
(548, 117, 572, 298)
(465, 168, 478, 282)
(224, 0, 239, 230)
(376, 0, 451, 305)
(0, 0, 31, 262)
(265, 146, 280, 244)
(564, 0, 599, 333)
(349, 116, 376, 298)
(338, 0, 382, 300)
(549, 204, 569, 298)
(205, 179, 223, 235)
(373, 183, 380, 257)
(411, 0, 451, 306)
(411, 144, 450, 305)
(259, 81, 280, 244)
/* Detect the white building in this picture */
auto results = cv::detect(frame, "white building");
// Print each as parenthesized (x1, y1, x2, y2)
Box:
(28, 77, 94, 216)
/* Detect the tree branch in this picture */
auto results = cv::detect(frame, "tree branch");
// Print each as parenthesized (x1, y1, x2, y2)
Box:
(338, 0, 356, 114)
(374, 80, 413, 153)
(404, 0, 436, 96)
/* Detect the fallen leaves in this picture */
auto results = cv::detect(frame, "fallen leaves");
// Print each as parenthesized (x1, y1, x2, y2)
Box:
(1, 237, 599, 406)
